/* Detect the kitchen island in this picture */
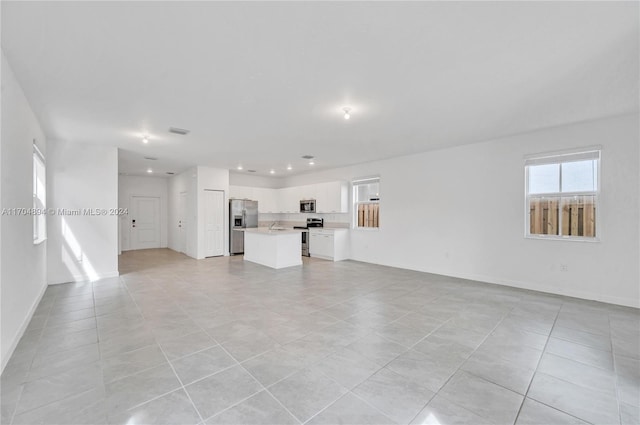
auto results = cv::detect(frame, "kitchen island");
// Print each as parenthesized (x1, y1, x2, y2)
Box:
(242, 228, 304, 269)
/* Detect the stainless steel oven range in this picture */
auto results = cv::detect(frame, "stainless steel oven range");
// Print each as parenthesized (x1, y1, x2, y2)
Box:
(294, 217, 323, 257)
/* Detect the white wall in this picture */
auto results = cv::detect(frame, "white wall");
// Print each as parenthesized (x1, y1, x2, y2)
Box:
(168, 168, 198, 258)
(118, 175, 169, 250)
(196, 166, 229, 258)
(0, 52, 47, 370)
(47, 140, 119, 284)
(284, 114, 640, 308)
(167, 167, 230, 259)
(229, 171, 283, 188)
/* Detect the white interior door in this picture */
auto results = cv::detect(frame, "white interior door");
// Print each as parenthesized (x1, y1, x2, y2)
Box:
(204, 190, 224, 257)
(178, 191, 187, 253)
(131, 196, 161, 250)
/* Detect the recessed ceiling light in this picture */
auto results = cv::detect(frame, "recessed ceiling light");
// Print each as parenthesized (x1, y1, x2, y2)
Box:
(343, 107, 351, 120)
(309, 160, 315, 166)
(142, 135, 149, 144)
(237, 165, 243, 170)
(287, 165, 292, 171)
(147, 168, 153, 173)
(270, 169, 275, 174)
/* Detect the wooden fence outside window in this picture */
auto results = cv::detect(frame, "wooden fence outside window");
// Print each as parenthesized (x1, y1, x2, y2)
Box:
(529, 195, 595, 237)
(357, 203, 379, 228)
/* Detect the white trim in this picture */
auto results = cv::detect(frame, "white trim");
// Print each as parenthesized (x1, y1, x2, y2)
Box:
(352, 176, 380, 184)
(1, 282, 47, 373)
(525, 150, 600, 166)
(523, 145, 602, 163)
(47, 270, 120, 285)
(525, 234, 600, 243)
(347, 260, 640, 309)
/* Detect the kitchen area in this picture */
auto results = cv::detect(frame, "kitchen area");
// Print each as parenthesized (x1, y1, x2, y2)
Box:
(228, 181, 350, 269)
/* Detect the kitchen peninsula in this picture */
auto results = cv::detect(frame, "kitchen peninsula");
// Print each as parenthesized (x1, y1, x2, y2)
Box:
(243, 228, 305, 269)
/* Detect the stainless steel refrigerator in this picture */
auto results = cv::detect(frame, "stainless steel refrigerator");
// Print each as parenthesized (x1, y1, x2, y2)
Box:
(229, 199, 258, 255)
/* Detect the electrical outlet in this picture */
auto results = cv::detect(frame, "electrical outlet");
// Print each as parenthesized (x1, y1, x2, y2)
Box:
(560, 264, 568, 272)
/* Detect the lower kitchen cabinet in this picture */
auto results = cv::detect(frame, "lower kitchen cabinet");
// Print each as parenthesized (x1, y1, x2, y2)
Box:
(308, 228, 348, 261)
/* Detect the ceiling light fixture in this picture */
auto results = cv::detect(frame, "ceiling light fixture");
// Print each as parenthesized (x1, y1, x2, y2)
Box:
(343, 107, 351, 120)
(309, 160, 315, 166)
(147, 168, 153, 173)
(287, 165, 292, 171)
(142, 135, 149, 144)
(270, 169, 275, 174)
(237, 165, 243, 170)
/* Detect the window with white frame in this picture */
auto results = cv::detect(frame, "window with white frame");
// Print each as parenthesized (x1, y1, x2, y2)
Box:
(353, 177, 380, 228)
(33, 143, 46, 244)
(525, 149, 600, 240)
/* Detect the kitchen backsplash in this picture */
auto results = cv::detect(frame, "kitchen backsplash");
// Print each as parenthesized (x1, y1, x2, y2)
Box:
(258, 212, 350, 228)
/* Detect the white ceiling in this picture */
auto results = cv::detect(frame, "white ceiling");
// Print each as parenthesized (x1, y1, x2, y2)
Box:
(2, 2, 638, 177)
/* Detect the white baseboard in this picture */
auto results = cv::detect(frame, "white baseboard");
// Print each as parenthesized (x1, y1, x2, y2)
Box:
(47, 270, 120, 285)
(1, 282, 47, 373)
(348, 258, 639, 309)
(441, 270, 640, 309)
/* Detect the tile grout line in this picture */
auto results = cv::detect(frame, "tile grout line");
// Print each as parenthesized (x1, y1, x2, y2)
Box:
(169, 289, 296, 425)
(197, 328, 301, 423)
(404, 304, 516, 425)
(290, 305, 458, 425)
(512, 302, 563, 425)
(608, 311, 623, 425)
(7, 253, 634, 425)
(298, 290, 501, 424)
(121, 276, 207, 424)
(192, 304, 408, 424)
(7, 291, 58, 425)
(9, 285, 102, 425)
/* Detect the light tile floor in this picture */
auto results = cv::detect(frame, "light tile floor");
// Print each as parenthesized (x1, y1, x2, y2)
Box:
(2, 248, 639, 425)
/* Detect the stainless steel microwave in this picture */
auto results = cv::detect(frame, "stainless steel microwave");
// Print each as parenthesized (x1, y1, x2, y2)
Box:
(300, 199, 316, 213)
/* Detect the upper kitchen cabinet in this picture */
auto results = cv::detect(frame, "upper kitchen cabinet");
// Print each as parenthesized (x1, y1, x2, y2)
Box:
(278, 186, 300, 213)
(316, 181, 348, 213)
(253, 187, 279, 213)
(231, 181, 348, 214)
(298, 184, 315, 201)
(229, 185, 254, 200)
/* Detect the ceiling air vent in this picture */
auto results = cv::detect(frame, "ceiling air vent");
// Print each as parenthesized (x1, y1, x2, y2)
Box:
(144, 156, 158, 161)
(166, 172, 175, 175)
(247, 170, 257, 173)
(301, 155, 314, 159)
(169, 127, 190, 135)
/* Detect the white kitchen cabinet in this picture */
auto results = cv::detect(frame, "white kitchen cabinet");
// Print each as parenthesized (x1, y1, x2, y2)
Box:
(232, 181, 348, 214)
(298, 184, 316, 201)
(308, 228, 348, 261)
(315, 181, 348, 213)
(229, 185, 254, 200)
(278, 187, 299, 213)
(253, 187, 279, 213)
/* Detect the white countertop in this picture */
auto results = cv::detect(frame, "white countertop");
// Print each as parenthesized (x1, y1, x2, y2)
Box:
(308, 227, 349, 232)
(242, 227, 306, 235)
